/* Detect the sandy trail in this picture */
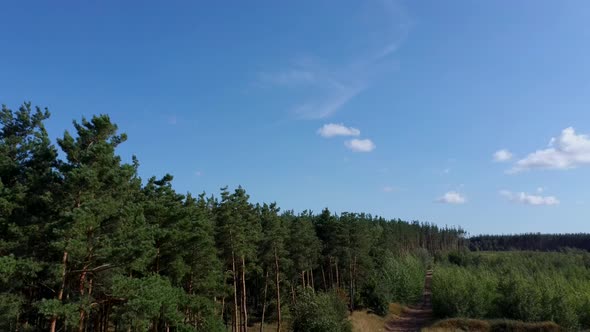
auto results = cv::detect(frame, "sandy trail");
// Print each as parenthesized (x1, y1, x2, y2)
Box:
(385, 270, 434, 332)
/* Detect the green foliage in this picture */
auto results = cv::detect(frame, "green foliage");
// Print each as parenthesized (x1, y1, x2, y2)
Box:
(432, 266, 497, 318)
(432, 251, 590, 330)
(0, 293, 24, 328)
(291, 289, 352, 332)
(428, 318, 561, 332)
(37, 299, 80, 327)
(197, 314, 226, 332)
(470, 233, 590, 251)
(111, 275, 187, 330)
(0, 102, 466, 331)
(361, 253, 427, 315)
(359, 280, 388, 316)
(288, 211, 321, 279)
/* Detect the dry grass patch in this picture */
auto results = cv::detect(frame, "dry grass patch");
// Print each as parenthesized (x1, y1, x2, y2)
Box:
(350, 302, 406, 332)
(388, 303, 404, 316)
(350, 310, 388, 332)
(247, 322, 286, 332)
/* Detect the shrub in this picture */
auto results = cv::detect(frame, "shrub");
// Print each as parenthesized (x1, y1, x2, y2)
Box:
(291, 289, 351, 332)
(432, 267, 497, 318)
(360, 252, 427, 314)
(359, 280, 388, 316)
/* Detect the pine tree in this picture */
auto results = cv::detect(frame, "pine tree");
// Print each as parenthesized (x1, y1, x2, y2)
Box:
(314, 208, 339, 290)
(288, 211, 321, 293)
(180, 193, 224, 329)
(259, 203, 290, 332)
(0, 103, 58, 329)
(43, 115, 152, 331)
(215, 187, 261, 332)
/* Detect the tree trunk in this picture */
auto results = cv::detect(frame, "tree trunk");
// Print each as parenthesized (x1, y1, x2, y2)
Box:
(232, 252, 239, 332)
(85, 277, 93, 332)
(241, 255, 248, 332)
(49, 250, 68, 332)
(353, 256, 358, 304)
(328, 257, 334, 288)
(321, 265, 327, 291)
(335, 259, 340, 289)
(349, 261, 354, 312)
(274, 247, 282, 332)
(78, 266, 90, 332)
(155, 244, 161, 274)
(260, 270, 269, 332)
(221, 296, 225, 321)
(104, 302, 111, 332)
(301, 271, 305, 288)
(310, 269, 315, 292)
(185, 277, 193, 324)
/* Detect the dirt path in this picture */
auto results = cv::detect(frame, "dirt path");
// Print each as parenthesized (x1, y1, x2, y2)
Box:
(385, 270, 434, 332)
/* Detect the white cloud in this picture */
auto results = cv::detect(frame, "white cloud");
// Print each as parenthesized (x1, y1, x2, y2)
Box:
(344, 139, 376, 152)
(500, 190, 559, 206)
(317, 123, 361, 138)
(493, 149, 512, 162)
(510, 127, 590, 172)
(436, 191, 466, 204)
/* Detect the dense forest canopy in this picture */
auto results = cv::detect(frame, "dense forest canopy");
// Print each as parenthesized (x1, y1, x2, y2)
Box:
(0, 103, 466, 331)
(469, 233, 590, 252)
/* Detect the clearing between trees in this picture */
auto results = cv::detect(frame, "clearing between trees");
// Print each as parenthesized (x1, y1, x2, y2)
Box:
(384, 270, 433, 332)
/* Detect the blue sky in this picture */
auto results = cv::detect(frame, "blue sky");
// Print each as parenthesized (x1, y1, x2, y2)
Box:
(2, 1, 590, 234)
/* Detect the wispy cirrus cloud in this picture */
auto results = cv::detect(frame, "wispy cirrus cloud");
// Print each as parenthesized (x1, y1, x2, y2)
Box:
(292, 84, 365, 119)
(509, 127, 590, 173)
(258, 0, 411, 119)
(500, 190, 559, 206)
(258, 69, 316, 87)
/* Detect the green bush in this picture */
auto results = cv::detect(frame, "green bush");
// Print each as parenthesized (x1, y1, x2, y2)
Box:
(360, 252, 427, 314)
(359, 280, 388, 316)
(291, 289, 351, 332)
(432, 266, 497, 318)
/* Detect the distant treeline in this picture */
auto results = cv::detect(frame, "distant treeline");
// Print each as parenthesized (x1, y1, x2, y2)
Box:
(0, 103, 465, 332)
(469, 233, 590, 252)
